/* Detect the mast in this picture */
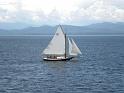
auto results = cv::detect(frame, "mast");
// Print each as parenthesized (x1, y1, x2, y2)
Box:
(65, 33, 66, 58)
(59, 24, 66, 58)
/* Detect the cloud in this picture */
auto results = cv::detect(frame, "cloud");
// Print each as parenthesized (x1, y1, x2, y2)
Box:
(0, 0, 124, 25)
(70, 0, 124, 23)
(87, 0, 124, 22)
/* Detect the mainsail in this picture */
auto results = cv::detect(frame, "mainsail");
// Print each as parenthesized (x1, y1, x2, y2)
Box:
(43, 26, 65, 55)
(68, 38, 82, 56)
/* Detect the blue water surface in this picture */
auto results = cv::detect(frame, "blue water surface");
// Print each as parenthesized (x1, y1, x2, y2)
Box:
(0, 36, 124, 93)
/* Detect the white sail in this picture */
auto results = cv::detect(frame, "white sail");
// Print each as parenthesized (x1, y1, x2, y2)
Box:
(69, 38, 82, 56)
(68, 38, 72, 56)
(43, 26, 65, 55)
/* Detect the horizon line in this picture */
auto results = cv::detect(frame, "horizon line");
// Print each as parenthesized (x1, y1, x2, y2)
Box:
(1, 35, 124, 37)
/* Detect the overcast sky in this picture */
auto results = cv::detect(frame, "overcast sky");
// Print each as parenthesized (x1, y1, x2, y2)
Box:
(0, 0, 124, 26)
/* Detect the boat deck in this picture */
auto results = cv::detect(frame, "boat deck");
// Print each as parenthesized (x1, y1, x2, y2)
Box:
(43, 57, 74, 61)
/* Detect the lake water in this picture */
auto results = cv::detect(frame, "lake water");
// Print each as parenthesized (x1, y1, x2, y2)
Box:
(0, 36, 124, 93)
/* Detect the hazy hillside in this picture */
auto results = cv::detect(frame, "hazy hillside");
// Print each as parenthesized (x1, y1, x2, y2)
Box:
(0, 22, 30, 30)
(0, 22, 124, 35)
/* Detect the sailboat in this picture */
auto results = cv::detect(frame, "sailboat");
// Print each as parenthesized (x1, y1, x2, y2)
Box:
(42, 25, 82, 61)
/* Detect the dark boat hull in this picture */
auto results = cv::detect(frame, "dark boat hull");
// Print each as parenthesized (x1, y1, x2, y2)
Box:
(43, 57, 74, 61)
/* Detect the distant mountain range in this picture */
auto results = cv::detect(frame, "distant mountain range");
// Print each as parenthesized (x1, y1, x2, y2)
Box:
(0, 22, 30, 30)
(0, 22, 124, 35)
